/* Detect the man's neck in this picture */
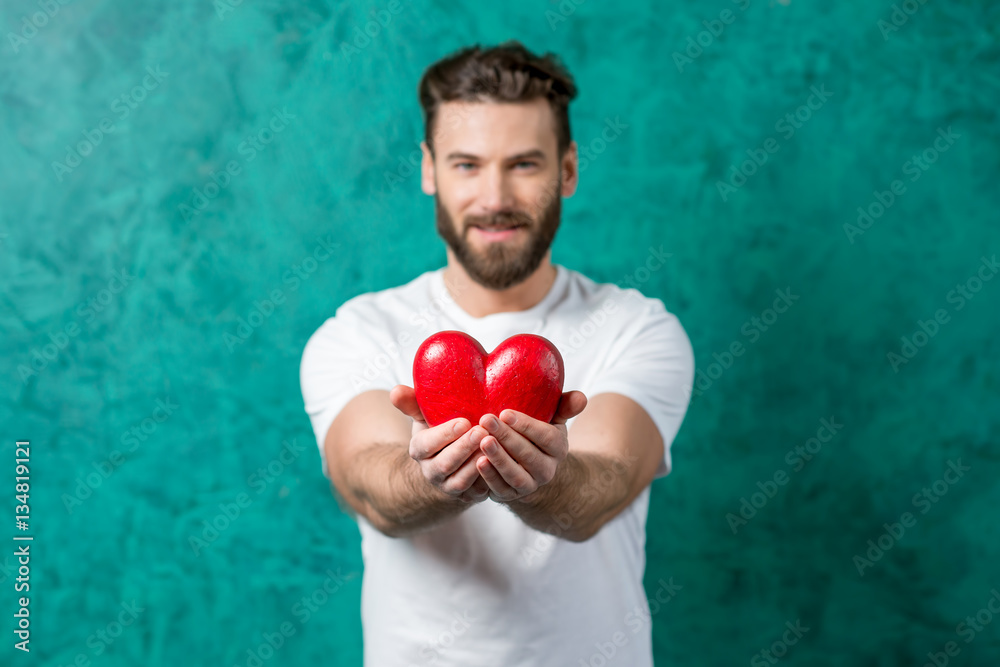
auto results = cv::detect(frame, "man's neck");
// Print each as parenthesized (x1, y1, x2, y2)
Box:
(442, 251, 558, 318)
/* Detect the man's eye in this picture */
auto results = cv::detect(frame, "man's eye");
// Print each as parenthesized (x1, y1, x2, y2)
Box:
(515, 161, 537, 169)
(456, 162, 475, 171)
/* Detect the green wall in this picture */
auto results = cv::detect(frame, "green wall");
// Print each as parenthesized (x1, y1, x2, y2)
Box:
(2, 0, 998, 665)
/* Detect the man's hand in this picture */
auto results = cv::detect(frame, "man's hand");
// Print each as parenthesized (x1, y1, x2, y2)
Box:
(471, 391, 588, 503)
(390, 385, 491, 504)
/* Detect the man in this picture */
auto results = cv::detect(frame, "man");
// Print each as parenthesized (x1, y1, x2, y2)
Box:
(300, 40, 694, 666)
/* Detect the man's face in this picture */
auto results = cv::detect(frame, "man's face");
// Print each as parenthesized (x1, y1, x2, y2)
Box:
(422, 98, 577, 290)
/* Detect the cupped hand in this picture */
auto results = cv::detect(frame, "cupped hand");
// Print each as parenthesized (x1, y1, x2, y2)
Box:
(390, 384, 490, 504)
(471, 390, 588, 503)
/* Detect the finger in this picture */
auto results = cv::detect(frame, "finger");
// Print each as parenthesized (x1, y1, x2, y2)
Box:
(443, 447, 486, 495)
(390, 384, 426, 424)
(479, 414, 549, 473)
(410, 417, 471, 461)
(458, 489, 488, 504)
(476, 455, 517, 501)
(457, 474, 490, 504)
(552, 390, 588, 425)
(478, 434, 535, 495)
(495, 409, 566, 460)
(422, 428, 479, 487)
(469, 474, 489, 497)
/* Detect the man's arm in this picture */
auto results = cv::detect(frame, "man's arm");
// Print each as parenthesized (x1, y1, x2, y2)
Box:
(473, 391, 664, 542)
(323, 388, 489, 538)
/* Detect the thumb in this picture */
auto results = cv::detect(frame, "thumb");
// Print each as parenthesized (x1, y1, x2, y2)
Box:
(552, 390, 587, 425)
(390, 385, 426, 424)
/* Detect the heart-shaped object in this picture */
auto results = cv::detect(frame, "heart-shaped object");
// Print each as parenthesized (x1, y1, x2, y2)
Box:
(412, 331, 565, 427)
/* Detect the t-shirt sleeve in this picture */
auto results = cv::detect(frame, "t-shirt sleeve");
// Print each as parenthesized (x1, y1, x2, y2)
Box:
(583, 298, 695, 480)
(299, 305, 399, 479)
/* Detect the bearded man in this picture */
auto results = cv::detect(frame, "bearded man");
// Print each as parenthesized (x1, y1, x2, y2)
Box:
(300, 39, 694, 667)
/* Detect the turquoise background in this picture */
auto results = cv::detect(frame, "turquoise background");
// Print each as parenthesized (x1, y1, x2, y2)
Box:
(2, 0, 999, 665)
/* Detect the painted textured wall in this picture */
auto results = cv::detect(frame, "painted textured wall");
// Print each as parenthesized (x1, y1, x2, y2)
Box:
(2, 0, 999, 665)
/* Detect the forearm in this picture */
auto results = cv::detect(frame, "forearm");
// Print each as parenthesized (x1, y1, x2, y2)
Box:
(347, 442, 471, 537)
(504, 451, 631, 541)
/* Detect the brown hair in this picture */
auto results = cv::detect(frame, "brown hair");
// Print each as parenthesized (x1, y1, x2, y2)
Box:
(418, 40, 578, 159)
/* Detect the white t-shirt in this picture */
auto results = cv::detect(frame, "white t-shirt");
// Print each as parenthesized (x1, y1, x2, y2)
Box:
(299, 263, 694, 667)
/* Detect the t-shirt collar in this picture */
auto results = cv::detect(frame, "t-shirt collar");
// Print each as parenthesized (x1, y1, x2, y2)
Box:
(432, 263, 568, 331)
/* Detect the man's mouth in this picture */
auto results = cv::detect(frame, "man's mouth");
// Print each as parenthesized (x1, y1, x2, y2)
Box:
(470, 222, 525, 231)
(468, 223, 526, 241)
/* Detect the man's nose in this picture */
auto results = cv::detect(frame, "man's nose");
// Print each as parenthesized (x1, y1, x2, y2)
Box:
(478, 166, 516, 212)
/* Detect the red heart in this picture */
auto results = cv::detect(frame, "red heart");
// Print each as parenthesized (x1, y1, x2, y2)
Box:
(412, 331, 565, 427)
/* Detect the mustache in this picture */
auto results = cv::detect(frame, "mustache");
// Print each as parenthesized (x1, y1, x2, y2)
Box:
(464, 211, 533, 229)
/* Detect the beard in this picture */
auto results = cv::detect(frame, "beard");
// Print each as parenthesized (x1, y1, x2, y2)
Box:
(435, 181, 562, 290)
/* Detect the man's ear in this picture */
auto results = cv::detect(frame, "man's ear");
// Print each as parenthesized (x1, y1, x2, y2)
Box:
(561, 140, 579, 198)
(421, 141, 436, 196)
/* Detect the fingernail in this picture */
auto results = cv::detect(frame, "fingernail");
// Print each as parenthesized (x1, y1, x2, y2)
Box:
(485, 416, 498, 430)
(453, 420, 466, 435)
(500, 410, 515, 425)
(483, 439, 497, 455)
